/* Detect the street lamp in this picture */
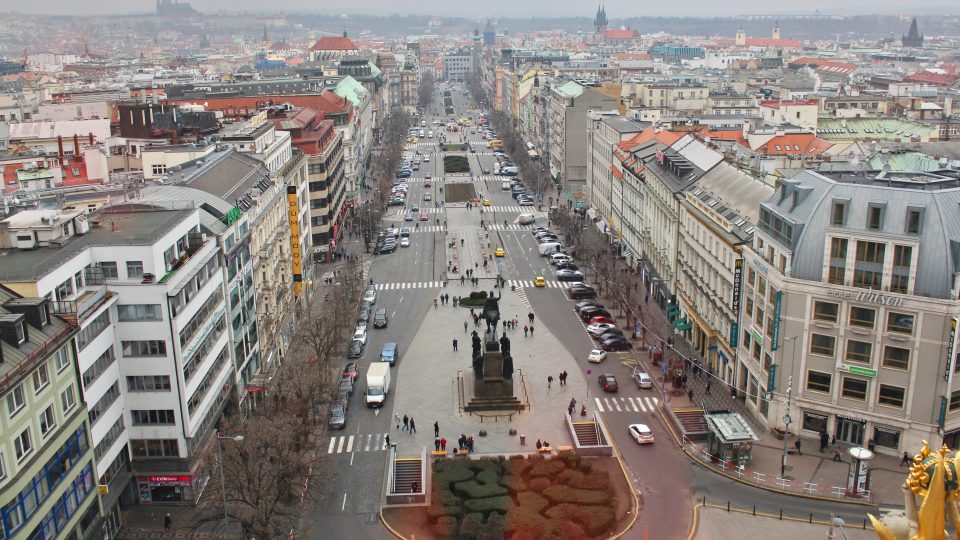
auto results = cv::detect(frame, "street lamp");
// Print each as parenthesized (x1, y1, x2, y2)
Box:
(780, 336, 798, 478)
(216, 433, 245, 535)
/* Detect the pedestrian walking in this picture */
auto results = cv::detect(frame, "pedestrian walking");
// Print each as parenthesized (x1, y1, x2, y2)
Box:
(570, 397, 577, 410)
(568, 404, 574, 416)
(529, 325, 534, 336)
(410, 417, 417, 433)
(164, 513, 172, 530)
(435, 438, 441, 451)
(547, 375, 553, 389)
(705, 378, 711, 394)
(395, 413, 401, 430)
(795, 438, 802, 455)
(464, 321, 468, 333)
(524, 325, 529, 337)
(434, 421, 440, 437)
(385, 434, 391, 448)
(453, 339, 458, 351)
(819, 431, 829, 453)
(403, 415, 409, 431)
(441, 437, 447, 451)
(528, 312, 535, 324)
(833, 447, 843, 462)
(901, 451, 911, 466)
(687, 388, 694, 402)
(461, 275, 465, 285)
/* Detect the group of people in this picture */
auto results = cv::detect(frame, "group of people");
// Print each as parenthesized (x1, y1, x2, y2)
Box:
(435, 294, 457, 307)
(458, 434, 475, 453)
(535, 439, 551, 451)
(461, 275, 481, 286)
(396, 414, 417, 433)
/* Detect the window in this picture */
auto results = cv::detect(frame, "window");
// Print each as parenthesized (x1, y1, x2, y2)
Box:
(76, 310, 111, 351)
(906, 209, 922, 234)
(873, 426, 901, 449)
(806, 370, 832, 393)
(748, 268, 756, 287)
(82, 346, 116, 388)
(151, 164, 167, 176)
(878, 384, 906, 408)
(841, 377, 868, 401)
(882, 346, 910, 371)
(31, 364, 50, 394)
(14, 428, 32, 461)
(831, 202, 846, 226)
(828, 237, 848, 284)
(131, 410, 176, 425)
(810, 334, 836, 357)
(813, 301, 838, 323)
(126, 261, 144, 279)
(845, 340, 873, 364)
(117, 304, 162, 321)
(853, 241, 885, 289)
(867, 204, 884, 231)
(745, 297, 755, 320)
(951, 389, 960, 412)
(887, 312, 915, 335)
(53, 347, 70, 373)
(14, 320, 26, 344)
(99, 261, 118, 279)
(0, 452, 5, 481)
(126, 375, 172, 392)
(130, 439, 180, 458)
(7, 384, 25, 417)
(39, 405, 56, 437)
(891, 245, 912, 294)
(60, 384, 77, 413)
(802, 412, 828, 433)
(122, 340, 166, 357)
(849, 306, 876, 329)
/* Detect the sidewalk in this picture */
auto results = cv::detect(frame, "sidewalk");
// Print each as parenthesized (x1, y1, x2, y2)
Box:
(596, 275, 907, 507)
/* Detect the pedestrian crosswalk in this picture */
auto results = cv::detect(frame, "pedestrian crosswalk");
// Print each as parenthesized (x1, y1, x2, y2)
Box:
(374, 281, 444, 290)
(508, 279, 574, 289)
(326, 433, 390, 454)
(594, 396, 659, 413)
(400, 224, 534, 233)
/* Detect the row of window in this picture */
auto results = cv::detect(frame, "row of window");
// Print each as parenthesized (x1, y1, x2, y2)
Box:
(126, 375, 171, 392)
(5, 353, 69, 420)
(75, 310, 111, 352)
(116, 304, 162, 322)
(121, 340, 166, 358)
(178, 289, 225, 348)
(130, 438, 179, 458)
(809, 334, 911, 370)
(131, 410, 176, 426)
(80, 346, 116, 390)
(168, 256, 220, 318)
(827, 238, 913, 293)
(831, 200, 923, 235)
(812, 301, 914, 334)
(187, 347, 230, 415)
(97, 260, 145, 280)
(806, 370, 907, 407)
(182, 315, 227, 383)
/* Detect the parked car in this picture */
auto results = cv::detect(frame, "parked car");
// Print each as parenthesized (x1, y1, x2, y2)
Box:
(342, 361, 361, 382)
(629, 424, 655, 444)
(338, 374, 355, 395)
(347, 339, 363, 358)
(589, 315, 616, 325)
(587, 323, 616, 337)
(328, 403, 347, 430)
(598, 374, 619, 392)
(601, 337, 632, 352)
(633, 372, 653, 389)
(363, 286, 377, 304)
(567, 287, 597, 299)
(557, 270, 585, 282)
(587, 349, 607, 363)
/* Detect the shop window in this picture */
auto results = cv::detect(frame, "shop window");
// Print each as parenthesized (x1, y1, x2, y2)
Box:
(873, 426, 901, 449)
(802, 412, 828, 433)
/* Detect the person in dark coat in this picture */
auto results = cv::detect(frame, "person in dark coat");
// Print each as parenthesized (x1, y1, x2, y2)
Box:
(819, 431, 829, 453)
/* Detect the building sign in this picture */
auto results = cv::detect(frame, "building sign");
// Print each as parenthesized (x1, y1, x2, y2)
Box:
(730, 323, 739, 348)
(827, 288, 903, 307)
(767, 364, 777, 393)
(751, 328, 763, 344)
(945, 318, 958, 382)
(771, 291, 783, 352)
(224, 206, 242, 226)
(731, 259, 743, 312)
(287, 186, 303, 297)
(845, 365, 878, 378)
(939, 396, 948, 433)
(143, 475, 192, 486)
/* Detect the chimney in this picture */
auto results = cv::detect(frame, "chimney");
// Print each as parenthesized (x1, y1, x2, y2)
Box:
(57, 135, 64, 163)
(88, 132, 94, 145)
(73, 134, 80, 157)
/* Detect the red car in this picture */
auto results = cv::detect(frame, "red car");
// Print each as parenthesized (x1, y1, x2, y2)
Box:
(424, 181, 432, 187)
(342, 362, 361, 382)
(420, 213, 429, 221)
(598, 374, 619, 393)
(589, 315, 615, 325)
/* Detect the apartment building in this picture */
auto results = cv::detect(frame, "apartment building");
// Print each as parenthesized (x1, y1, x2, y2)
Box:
(628, 81, 708, 113)
(0, 286, 100, 540)
(332, 76, 372, 197)
(547, 80, 617, 197)
(442, 47, 474, 81)
(586, 112, 644, 231)
(740, 169, 960, 455)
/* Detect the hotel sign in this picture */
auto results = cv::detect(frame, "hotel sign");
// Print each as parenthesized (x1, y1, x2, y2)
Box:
(826, 288, 903, 307)
(945, 318, 957, 382)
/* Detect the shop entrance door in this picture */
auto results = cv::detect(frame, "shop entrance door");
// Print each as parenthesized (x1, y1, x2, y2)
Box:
(835, 417, 865, 446)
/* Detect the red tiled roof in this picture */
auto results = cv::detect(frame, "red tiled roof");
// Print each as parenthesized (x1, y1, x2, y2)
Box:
(814, 62, 857, 75)
(610, 165, 623, 180)
(604, 29, 639, 39)
(755, 134, 832, 156)
(745, 38, 803, 48)
(705, 129, 747, 146)
(904, 71, 959, 86)
(309, 36, 358, 52)
(611, 52, 651, 60)
(759, 99, 816, 108)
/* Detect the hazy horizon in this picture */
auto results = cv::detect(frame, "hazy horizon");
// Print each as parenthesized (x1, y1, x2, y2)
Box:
(8, 0, 960, 18)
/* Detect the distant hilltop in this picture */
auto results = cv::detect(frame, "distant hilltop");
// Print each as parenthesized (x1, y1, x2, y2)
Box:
(156, 0, 196, 16)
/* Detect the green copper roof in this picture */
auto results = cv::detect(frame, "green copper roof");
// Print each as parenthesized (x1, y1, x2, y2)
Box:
(868, 152, 942, 172)
(554, 80, 585, 98)
(333, 75, 369, 106)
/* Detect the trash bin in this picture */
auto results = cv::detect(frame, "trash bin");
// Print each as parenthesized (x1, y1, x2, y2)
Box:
(520, 435, 526, 445)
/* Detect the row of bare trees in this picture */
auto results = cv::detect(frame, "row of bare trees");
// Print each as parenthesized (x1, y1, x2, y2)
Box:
(194, 109, 417, 539)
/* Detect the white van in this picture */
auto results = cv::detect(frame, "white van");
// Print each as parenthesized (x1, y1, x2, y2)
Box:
(518, 213, 536, 225)
(502, 180, 512, 191)
(501, 166, 518, 176)
(538, 242, 562, 255)
(550, 253, 572, 265)
(428, 130, 434, 138)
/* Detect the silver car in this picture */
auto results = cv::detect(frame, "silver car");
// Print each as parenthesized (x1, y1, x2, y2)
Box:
(363, 286, 377, 304)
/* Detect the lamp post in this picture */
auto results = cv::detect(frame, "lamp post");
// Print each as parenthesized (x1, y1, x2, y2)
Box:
(216, 433, 244, 535)
(780, 336, 798, 477)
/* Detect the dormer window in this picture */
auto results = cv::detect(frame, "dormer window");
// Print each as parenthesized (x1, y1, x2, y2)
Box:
(15, 321, 26, 345)
(867, 204, 885, 231)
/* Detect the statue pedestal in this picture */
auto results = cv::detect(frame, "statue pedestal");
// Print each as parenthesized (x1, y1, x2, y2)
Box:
(464, 351, 522, 412)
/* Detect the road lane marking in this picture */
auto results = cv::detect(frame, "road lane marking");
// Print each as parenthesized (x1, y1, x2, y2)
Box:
(327, 437, 336, 454)
(594, 397, 604, 412)
(612, 399, 622, 412)
(341, 493, 347, 511)
(346, 435, 355, 453)
(336, 436, 346, 454)
(365, 434, 372, 451)
(350, 452, 355, 466)
(627, 397, 639, 412)
(605, 398, 614, 411)
(651, 396, 659, 406)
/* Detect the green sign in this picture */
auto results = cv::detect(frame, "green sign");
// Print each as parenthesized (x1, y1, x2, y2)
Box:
(752, 328, 763, 344)
(847, 366, 877, 378)
(767, 364, 777, 393)
(225, 206, 242, 225)
(771, 291, 783, 351)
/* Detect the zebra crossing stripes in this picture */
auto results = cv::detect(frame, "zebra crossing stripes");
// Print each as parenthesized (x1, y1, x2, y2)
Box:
(473, 175, 511, 182)
(593, 396, 659, 414)
(406, 225, 531, 233)
(326, 433, 390, 454)
(508, 280, 571, 289)
(374, 281, 444, 291)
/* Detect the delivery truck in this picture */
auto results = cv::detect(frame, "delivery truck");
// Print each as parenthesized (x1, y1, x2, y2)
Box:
(365, 363, 391, 408)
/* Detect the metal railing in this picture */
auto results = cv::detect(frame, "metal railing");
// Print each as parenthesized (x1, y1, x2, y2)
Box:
(682, 435, 873, 503)
(698, 496, 873, 531)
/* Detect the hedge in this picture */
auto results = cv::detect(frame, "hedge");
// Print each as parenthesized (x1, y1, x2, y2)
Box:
(545, 504, 616, 536)
(459, 512, 485, 539)
(516, 491, 550, 514)
(453, 480, 508, 499)
(463, 495, 512, 514)
(498, 474, 526, 492)
(541, 485, 613, 505)
(527, 460, 566, 478)
(444, 155, 470, 173)
(434, 516, 458, 537)
(557, 468, 609, 490)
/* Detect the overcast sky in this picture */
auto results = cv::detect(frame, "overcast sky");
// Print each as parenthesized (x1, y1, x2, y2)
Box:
(9, 0, 957, 17)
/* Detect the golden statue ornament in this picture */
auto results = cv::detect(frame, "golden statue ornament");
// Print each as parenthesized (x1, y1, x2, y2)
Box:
(870, 441, 960, 539)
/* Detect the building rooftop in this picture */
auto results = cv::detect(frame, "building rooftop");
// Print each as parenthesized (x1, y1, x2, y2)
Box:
(0, 209, 194, 282)
(0, 284, 75, 387)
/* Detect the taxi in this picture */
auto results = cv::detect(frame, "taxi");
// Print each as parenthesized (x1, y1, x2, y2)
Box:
(482, 198, 491, 206)
(495, 247, 505, 257)
(534, 276, 546, 287)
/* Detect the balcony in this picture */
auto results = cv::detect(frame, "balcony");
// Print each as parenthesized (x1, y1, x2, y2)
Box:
(51, 285, 111, 324)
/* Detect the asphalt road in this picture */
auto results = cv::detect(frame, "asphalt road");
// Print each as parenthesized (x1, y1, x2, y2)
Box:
(303, 83, 877, 540)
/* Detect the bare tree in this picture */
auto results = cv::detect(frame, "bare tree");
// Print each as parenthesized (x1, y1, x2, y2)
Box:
(418, 71, 436, 110)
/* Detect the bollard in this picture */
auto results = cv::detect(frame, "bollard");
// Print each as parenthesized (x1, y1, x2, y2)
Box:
(520, 435, 526, 445)
(779, 509, 783, 520)
(726, 501, 730, 512)
(809, 513, 813, 523)
(753, 505, 756, 516)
